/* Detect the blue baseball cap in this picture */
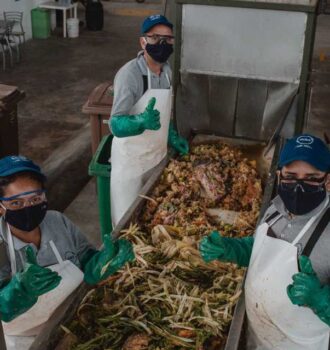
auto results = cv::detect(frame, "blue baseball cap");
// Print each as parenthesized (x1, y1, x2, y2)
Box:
(0, 155, 45, 178)
(141, 14, 173, 34)
(279, 134, 330, 172)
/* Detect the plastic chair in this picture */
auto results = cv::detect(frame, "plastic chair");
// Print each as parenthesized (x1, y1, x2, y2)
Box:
(4, 12, 25, 45)
(0, 27, 11, 70)
(6, 20, 20, 63)
(0, 20, 20, 69)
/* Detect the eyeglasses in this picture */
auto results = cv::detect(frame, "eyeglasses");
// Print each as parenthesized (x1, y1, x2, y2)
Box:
(0, 190, 46, 211)
(144, 34, 175, 45)
(279, 173, 327, 192)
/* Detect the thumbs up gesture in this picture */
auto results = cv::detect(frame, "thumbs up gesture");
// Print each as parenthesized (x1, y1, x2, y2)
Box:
(20, 246, 62, 297)
(140, 97, 161, 131)
(287, 255, 330, 326)
(0, 246, 61, 322)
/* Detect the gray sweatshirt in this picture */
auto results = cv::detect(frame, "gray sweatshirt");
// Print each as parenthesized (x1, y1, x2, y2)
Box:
(260, 194, 330, 284)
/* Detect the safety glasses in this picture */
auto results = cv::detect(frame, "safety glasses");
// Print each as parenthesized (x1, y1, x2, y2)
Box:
(0, 190, 46, 211)
(144, 34, 175, 45)
(279, 173, 327, 192)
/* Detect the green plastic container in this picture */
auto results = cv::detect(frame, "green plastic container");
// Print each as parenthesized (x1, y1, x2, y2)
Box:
(31, 8, 51, 39)
(89, 134, 113, 238)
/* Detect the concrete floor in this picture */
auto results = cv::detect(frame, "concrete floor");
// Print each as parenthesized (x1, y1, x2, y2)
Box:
(1, 6, 329, 246)
(1, 3, 153, 211)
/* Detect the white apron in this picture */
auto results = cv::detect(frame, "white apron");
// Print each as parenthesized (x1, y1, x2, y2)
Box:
(245, 198, 330, 350)
(3, 225, 84, 350)
(110, 69, 172, 226)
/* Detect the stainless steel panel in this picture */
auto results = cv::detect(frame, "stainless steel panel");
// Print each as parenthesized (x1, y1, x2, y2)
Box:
(176, 73, 210, 138)
(261, 82, 298, 138)
(181, 5, 307, 83)
(176, 73, 297, 141)
(209, 76, 238, 135)
(235, 79, 268, 139)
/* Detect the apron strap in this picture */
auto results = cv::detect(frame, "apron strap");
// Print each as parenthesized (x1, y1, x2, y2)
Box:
(49, 240, 64, 265)
(6, 224, 17, 276)
(302, 207, 330, 257)
(144, 70, 171, 93)
(147, 68, 152, 91)
(265, 210, 282, 225)
(142, 75, 148, 94)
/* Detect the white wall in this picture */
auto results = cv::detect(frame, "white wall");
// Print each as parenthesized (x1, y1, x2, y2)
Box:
(1, 0, 43, 40)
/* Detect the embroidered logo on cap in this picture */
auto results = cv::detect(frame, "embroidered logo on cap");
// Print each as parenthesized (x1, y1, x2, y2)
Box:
(10, 156, 28, 162)
(150, 15, 161, 21)
(296, 135, 314, 145)
(295, 135, 314, 149)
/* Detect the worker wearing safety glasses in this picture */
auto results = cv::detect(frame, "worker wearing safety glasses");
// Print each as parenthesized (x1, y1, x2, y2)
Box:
(200, 134, 330, 350)
(0, 156, 134, 350)
(109, 14, 189, 227)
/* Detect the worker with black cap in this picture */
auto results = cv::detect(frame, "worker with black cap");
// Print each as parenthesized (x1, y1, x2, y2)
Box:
(0, 155, 134, 350)
(109, 14, 189, 227)
(200, 134, 330, 349)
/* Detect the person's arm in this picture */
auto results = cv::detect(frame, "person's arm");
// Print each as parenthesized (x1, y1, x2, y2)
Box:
(61, 214, 135, 285)
(83, 234, 135, 285)
(287, 255, 330, 326)
(0, 247, 61, 322)
(111, 98, 161, 138)
(199, 231, 254, 267)
(59, 214, 97, 269)
(109, 67, 160, 138)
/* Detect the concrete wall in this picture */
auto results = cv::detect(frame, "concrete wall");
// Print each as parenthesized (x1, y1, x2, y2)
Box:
(1, 0, 51, 40)
(1, 0, 38, 40)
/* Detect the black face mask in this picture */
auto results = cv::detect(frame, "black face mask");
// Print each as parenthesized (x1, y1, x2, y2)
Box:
(4, 202, 48, 232)
(278, 182, 326, 215)
(145, 42, 173, 63)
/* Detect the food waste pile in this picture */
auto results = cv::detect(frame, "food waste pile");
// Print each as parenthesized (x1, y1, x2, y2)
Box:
(57, 143, 263, 350)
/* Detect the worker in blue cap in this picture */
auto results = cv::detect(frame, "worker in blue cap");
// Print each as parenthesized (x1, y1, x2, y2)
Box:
(0, 155, 134, 350)
(199, 134, 330, 350)
(109, 14, 189, 227)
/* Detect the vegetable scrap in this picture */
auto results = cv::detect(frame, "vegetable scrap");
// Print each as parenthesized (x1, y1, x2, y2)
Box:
(57, 143, 263, 350)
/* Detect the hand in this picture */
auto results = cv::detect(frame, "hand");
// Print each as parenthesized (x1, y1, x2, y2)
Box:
(171, 136, 189, 155)
(0, 246, 61, 322)
(83, 234, 135, 285)
(287, 255, 324, 308)
(140, 97, 161, 131)
(199, 231, 226, 262)
(168, 122, 189, 155)
(199, 231, 254, 267)
(287, 255, 330, 326)
(19, 246, 62, 297)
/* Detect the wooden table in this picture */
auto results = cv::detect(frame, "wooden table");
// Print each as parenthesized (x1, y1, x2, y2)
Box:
(38, 1, 78, 38)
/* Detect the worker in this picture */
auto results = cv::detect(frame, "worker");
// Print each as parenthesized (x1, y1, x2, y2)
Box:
(199, 134, 330, 350)
(109, 14, 189, 226)
(0, 155, 134, 350)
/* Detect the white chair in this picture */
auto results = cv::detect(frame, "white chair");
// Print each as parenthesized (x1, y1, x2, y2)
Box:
(4, 12, 25, 45)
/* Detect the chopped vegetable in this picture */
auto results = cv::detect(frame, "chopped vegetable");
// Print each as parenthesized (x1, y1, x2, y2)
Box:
(59, 143, 262, 350)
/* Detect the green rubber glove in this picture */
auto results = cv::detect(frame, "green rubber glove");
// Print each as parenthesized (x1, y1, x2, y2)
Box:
(83, 234, 135, 285)
(287, 255, 330, 326)
(199, 231, 254, 267)
(0, 246, 62, 322)
(168, 121, 189, 155)
(110, 97, 161, 137)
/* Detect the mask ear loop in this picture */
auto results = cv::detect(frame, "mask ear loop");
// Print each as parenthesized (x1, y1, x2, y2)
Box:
(142, 37, 148, 50)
